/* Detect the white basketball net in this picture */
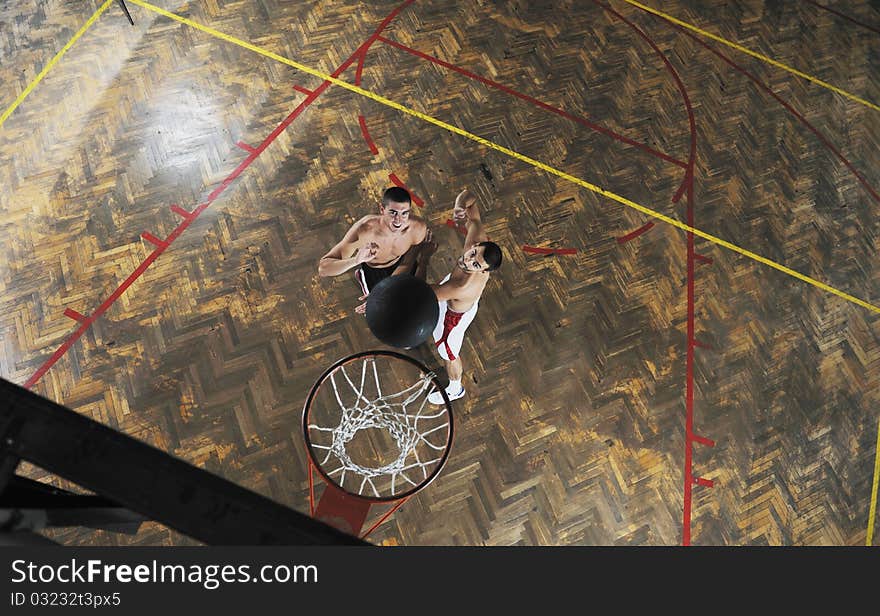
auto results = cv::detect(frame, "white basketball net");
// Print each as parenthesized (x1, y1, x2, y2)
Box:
(307, 356, 451, 498)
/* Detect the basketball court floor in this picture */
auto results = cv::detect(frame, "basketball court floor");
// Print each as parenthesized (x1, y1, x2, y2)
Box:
(1, 0, 878, 545)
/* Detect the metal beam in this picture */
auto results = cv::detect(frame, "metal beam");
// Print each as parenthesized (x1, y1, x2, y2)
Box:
(0, 378, 366, 545)
(1, 475, 146, 534)
(116, 0, 134, 25)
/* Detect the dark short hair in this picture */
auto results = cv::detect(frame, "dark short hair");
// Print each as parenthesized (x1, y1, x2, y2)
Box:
(382, 186, 411, 207)
(478, 241, 502, 272)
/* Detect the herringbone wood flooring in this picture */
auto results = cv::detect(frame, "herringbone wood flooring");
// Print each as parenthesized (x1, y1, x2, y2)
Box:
(1, 0, 879, 545)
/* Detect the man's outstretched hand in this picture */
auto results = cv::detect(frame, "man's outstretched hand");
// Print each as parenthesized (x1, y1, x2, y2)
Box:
(453, 188, 475, 221)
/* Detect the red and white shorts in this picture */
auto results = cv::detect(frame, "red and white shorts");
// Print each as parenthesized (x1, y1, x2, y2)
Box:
(432, 275, 479, 361)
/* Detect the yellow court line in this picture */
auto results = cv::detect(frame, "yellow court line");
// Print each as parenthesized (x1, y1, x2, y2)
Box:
(0, 0, 115, 130)
(128, 0, 880, 318)
(868, 420, 880, 545)
(620, 0, 880, 113)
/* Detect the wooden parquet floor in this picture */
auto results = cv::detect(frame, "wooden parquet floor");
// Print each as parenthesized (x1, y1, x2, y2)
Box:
(1, 0, 879, 545)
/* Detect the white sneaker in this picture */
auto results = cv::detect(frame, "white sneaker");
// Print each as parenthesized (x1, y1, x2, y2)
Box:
(428, 384, 465, 405)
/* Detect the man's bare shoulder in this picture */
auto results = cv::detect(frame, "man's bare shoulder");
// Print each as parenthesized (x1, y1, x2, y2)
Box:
(408, 214, 427, 227)
(352, 214, 381, 233)
(406, 216, 427, 238)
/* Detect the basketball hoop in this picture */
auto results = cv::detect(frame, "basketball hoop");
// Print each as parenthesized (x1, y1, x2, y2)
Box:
(302, 351, 453, 539)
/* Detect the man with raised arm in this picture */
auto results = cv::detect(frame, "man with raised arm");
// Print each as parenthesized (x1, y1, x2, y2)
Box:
(318, 186, 430, 314)
(421, 188, 502, 404)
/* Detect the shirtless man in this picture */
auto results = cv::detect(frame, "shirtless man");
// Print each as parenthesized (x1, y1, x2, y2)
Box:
(318, 186, 429, 313)
(420, 188, 502, 404)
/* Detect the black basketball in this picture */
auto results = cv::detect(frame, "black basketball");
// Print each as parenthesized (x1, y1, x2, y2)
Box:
(365, 274, 439, 349)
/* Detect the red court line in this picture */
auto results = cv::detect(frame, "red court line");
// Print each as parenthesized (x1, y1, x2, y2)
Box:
(595, 1, 697, 191)
(683, 187, 698, 546)
(695, 477, 714, 488)
(695, 253, 712, 265)
(672, 167, 691, 204)
(170, 204, 194, 219)
(355, 49, 367, 86)
(63, 308, 86, 323)
(388, 173, 424, 206)
(692, 338, 713, 350)
(293, 84, 313, 96)
(358, 115, 379, 154)
(668, 19, 880, 206)
(140, 231, 167, 248)
(235, 140, 256, 154)
(354, 48, 377, 154)
(377, 35, 688, 170)
(596, 0, 702, 546)
(26, 245, 171, 388)
(616, 221, 655, 243)
(805, 0, 880, 36)
(693, 434, 715, 447)
(24, 0, 417, 390)
(522, 245, 578, 255)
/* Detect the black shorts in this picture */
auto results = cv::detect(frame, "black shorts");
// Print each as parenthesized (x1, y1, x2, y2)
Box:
(355, 260, 418, 293)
